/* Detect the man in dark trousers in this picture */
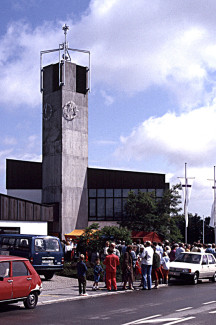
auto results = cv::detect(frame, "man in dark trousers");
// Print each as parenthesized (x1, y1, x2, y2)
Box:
(103, 248, 119, 291)
(77, 254, 88, 296)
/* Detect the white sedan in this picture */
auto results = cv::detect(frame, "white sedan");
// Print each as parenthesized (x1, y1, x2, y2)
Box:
(169, 252, 216, 284)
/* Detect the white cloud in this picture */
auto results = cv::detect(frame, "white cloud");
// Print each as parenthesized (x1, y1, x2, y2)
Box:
(0, 149, 14, 194)
(1, 0, 216, 218)
(2, 0, 216, 109)
(168, 165, 215, 217)
(0, 149, 13, 160)
(115, 103, 216, 168)
(93, 139, 117, 145)
(3, 137, 17, 146)
(27, 135, 38, 150)
(100, 90, 114, 106)
(0, 21, 63, 109)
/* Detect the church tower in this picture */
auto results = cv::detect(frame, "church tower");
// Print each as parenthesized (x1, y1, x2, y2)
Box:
(41, 25, 90, 238)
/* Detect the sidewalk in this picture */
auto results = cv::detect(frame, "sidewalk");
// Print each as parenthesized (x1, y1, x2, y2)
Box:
(38, 275, 167, 306)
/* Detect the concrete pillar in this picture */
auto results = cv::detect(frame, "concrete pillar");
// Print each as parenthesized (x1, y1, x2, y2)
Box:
(42, 61, 88, 238)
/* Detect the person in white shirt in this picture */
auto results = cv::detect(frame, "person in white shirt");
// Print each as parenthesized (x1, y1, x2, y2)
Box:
(140, 241, 154, 290)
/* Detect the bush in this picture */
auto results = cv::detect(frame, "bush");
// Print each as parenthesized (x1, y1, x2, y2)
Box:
(57, 261, 123, 282)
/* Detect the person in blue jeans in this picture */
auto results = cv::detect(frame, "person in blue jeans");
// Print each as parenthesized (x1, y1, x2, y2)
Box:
(92, 258, 103, 290)
(140, 241, 153, 290)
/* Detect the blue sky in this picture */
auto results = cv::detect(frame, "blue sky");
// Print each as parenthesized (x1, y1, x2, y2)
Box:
(1, 0, 216, 217)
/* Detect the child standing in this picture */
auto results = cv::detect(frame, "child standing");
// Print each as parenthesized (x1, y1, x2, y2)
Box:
(77, 254, 88, 296)
(161, 252, 170, 285)
(92, 258, 103, 290)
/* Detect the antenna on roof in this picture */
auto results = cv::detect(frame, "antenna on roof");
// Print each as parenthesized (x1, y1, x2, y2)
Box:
(40, 24, 91, 93)
(61, 24, 71, 62)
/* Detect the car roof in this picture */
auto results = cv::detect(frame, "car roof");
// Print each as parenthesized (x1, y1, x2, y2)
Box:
(180, 252, 214, 256)
(0, 234, 56, 239)
(0, 255, 28, 261)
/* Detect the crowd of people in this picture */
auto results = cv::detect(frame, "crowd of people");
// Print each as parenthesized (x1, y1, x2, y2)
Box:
(75, 239, 216, 295)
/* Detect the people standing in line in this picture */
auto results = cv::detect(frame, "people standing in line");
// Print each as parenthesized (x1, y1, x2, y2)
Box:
(116, 240, 122, 254)
(205, 243, 215, 255)
(77, 254, 88, 296)
(92, 258, 103, 290)
(164, 240, 171, 254)
(65, 240, 73, 262)
(103, 248, 119, 291)
(152, 245, 162, 289)
(121, 241, 127, 256)
(136, 239, 142, 256)
(140, 241, 153, 290)
(110, 242, 121, 258)
(191, 242, 198, 252)
(160, 252, 170, 285)
(169, 244, 177, 262)
(103, 241, 110, 259)
(185, 244, 191, 252)
(153, 241, 163, 259)
(157, 242, 164, 259)
(131, 245, 138, 280)
(175, 243, 185, 259)
(137, 244, 145, 287)
(70, 239, 76, 260)
(102, 241, 110, 287)
(122, 245, 134, 290)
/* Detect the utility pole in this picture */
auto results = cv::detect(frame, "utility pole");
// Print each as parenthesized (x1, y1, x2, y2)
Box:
(203, 215, 205, 244)
(208, 166, 216, 244)
(178, 163, 195, 244)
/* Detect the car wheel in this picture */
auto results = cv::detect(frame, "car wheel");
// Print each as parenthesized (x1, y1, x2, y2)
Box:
(192, 272, 199, 285)
(44, 271, 54, 280)
(211, 272, 216, 282)
(24, 292, 38, 309)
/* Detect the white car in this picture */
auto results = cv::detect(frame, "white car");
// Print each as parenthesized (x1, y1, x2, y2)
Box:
(169, 252, 216, 284)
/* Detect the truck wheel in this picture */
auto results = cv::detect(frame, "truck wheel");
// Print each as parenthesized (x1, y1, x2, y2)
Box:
(24, 292, 38, 309)
(44, 271, 54, 280)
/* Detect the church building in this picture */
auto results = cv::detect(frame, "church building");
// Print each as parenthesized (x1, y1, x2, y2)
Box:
(0, 26, 169, 239)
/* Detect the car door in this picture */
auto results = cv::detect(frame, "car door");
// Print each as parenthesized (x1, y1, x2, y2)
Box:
(12, 261, 32, 299)
(0, 261, 12, 300)
(200, 254, 210, 278)
(207, 254, 216, 276)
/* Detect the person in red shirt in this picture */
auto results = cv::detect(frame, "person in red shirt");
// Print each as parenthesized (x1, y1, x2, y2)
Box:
(103, 248, 120, 291)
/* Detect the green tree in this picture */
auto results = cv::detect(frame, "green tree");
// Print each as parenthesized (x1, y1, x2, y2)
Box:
(171, 214, 216, 244)
(204, 217, 215, 243)
(77, 223, 132, 257)
(120, 190, 157, 231)
(119, 184, 183, 242)
(100, 225, 132, 245)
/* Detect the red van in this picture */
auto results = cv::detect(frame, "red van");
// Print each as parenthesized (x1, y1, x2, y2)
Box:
(0, 255, 42, 309)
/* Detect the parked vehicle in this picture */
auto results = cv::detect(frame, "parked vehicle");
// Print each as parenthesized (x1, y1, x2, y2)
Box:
(0, 234, 64, 280)
(169, 252, 216, 284)
(0, 255, 42, 308)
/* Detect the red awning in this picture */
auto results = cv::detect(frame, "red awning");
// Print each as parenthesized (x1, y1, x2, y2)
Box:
(131, 231, 163, 243)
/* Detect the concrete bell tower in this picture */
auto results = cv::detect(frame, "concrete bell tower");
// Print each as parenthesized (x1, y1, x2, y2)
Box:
(40, 25, 90, 238)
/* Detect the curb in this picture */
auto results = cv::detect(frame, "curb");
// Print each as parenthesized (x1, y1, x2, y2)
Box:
(38, 284, 168, 306)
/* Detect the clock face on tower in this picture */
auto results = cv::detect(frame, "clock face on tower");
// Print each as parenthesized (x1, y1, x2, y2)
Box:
(62, 101, 78, 121)
(43, 103, 53, 120)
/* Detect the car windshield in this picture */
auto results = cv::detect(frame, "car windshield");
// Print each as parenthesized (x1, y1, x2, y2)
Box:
(34, 238, 60, 252)
(175, 253, 201, 264)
